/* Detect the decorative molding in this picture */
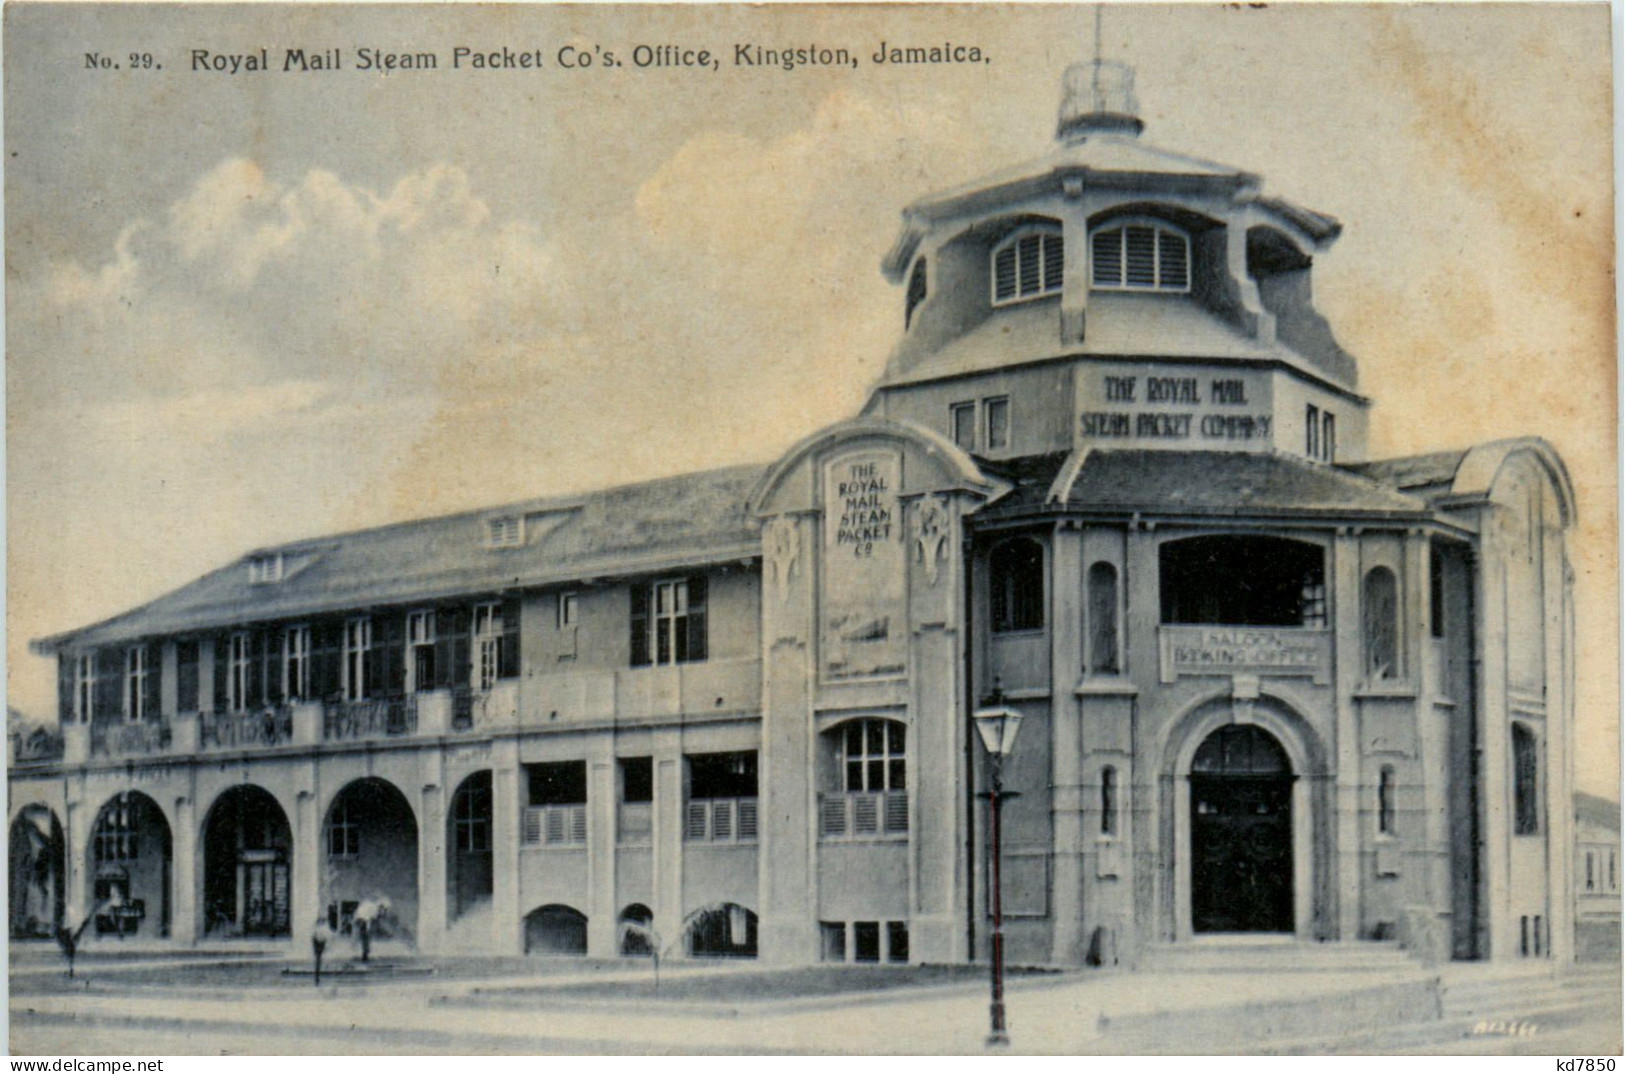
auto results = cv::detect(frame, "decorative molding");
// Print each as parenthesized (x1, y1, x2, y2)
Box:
(914, 495, 950, 586)
(764, 516, 799, 604)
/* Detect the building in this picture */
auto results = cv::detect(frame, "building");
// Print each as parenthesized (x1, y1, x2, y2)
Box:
(1574, 792, 1620, 963)
(9, 61, 1579, 967)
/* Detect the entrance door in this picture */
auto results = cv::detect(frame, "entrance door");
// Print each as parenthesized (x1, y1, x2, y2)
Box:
(1190, 724, 1294, 933)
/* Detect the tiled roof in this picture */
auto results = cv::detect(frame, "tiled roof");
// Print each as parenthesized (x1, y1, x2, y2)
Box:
(980, 449, 1431, 520)
(36, 464, 767, 653)
(1347, 449, 1470, 492)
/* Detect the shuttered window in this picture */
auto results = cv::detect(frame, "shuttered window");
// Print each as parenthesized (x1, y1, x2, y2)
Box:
(631, 575, 708, 667)
(1090, 222, 1190, 292)
(991, 229, 1063, 305)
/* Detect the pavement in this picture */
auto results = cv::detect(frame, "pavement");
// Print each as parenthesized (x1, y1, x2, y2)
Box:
(9, 948, 1621, 1056)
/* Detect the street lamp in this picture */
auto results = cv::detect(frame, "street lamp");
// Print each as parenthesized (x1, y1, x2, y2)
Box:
(973, 686, 1024, 1048)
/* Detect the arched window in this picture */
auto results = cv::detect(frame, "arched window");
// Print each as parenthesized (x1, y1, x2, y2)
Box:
(991, 228, 1063, 305)
(990, 539, 1045, 632)
(1513, 724, 1540, 835)
(1363, 567, 1400, 680)
(1378, 766, 1396, 835)
(524, 904, 587, 955)
(688, 903, 758, 958)
(905, 257, 928, 327)
(618, 903, 655, 956)
(1090, 221, 1190, 292)
(1100, 766, 1118, 836)
(1087, 562, 1120, 674)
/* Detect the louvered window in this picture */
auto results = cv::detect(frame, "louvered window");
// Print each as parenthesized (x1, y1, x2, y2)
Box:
(820, 719, 909, 839)
(1090, 222, 1190, 292)
(991, 229, 1063, 305)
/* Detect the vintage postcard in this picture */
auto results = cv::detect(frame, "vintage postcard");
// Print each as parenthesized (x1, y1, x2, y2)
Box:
(5, 1, 1619, 1057)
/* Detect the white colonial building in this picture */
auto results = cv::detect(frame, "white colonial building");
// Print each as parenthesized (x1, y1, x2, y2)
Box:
(11, 62, 1578, 968)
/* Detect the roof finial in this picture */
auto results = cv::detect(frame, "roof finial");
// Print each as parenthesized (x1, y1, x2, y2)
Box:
(1057, 5, 1142, 143)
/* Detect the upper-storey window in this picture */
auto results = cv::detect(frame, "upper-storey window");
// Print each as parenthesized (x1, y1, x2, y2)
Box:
(486, 516, 523, 548)
(991, 229, 1063, 306)
(1090, 221, 1190, 293)
(248, 553, 284, 584)
(631, 576, 708, 667)
(75, 652, 97, 723)
(123, 645, 150, 722)
(905, 257, 928, 327)
(990, 538, 1045, 633)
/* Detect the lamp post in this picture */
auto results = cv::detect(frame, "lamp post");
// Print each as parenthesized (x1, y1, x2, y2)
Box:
(973, 688, 1024, 1048)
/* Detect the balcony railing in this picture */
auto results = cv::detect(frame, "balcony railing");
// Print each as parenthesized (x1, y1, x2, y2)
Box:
(323, 696, 417, 742)
(201, 707, 294, 750)
(522, 803, 587, 847)
(818, 791, 909, 839)
(90, 721, 172, 759)
(685, 797, 758, 843)
(11, 728, 64, 763)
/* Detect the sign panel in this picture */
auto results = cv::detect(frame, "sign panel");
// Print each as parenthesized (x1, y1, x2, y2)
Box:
(1159, 625, 1330, 684)
(1075, 363, 1274, 450)
(821, 449, 907, 680)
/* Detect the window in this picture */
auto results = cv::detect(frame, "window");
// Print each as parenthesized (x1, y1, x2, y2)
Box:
(558, 592, 578, 629)
(687, 903, 757, 958)
(177, 640, 200, 713)
(1586, 851, 1596, 892)
(453, 775, 492, 853)
(905, 257, 928, 327)
(327, 798, 359, 858)
(76, 653, 97, 723)
(1363, 567, 1400, 680)
(92, 793, 140, 862)
(990, 538, 1045, 632)
(229, 632, 252, 712)
(1611, 852, 1617, 892)
(631, 576, 707, 667)
(948, 397, 1014, 454)
(1090, 222, 1190, 292)
(1087, 562, 1120, 674)
(1513, 724, 1539, 835)
(473, 603, 502, 691)
(1322, 412, 1337, 463)
(686, 751, 758, 843)
(820, 921, 847, 962)
(818, 920, 910, 963)
(854, 921, 881, 962)
(1430, 549, 1447, 639)
(283, 626, 311, 701)
(951, 403, 976, 451)
(1378, 766, 1397, 835)
(621, 757, 653, 803)
(525, 761, 588, 846)
(342, 618, 372, 702)
(843, 719, 906, 792)
(487, 516, 523, 548)
(887, 921, 910, 963)
(1160, 536, 1326, 628)
(407, 611, 436, 693)
(992, 229, 1063, 305)
(1101, 766, 1118, 836)
(123, 646, 149, 721)
(248, 553, 284, 584)
(1306, 404, 1321, 458)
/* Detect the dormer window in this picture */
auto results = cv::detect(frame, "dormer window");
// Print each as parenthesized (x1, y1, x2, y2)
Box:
(991, 229, 1063, 306)
(248, 553, 284, 584)
(1090, 221, 1190, 292)
(487, 516, 524, 548)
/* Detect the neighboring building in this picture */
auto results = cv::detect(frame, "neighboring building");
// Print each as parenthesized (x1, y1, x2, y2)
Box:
(9, 61, 1579, 966)
(1575, 792, 1620, 963)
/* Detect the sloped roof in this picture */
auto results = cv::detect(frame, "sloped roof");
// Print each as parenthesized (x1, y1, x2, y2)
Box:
(980, 449, 1431, 520)
(877, 292, 1356, 393)
(36, 464, 767, 653)
(1347, 449, 1471, 493)
(1577, 792, 1621, 833)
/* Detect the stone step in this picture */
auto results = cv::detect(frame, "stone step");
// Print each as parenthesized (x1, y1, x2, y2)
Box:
(1140, 939, 1416, 974)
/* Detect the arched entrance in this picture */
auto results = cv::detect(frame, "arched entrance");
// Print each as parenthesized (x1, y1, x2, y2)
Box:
(10, 805, 64, 940)
(322, 778, 418, 946)
(85, 792, 172, 939)
(1189, 724, 1293, 933)
(524, 904, 587, 955)
(447, 771, 493, 924)
(202, 785, 292, 938)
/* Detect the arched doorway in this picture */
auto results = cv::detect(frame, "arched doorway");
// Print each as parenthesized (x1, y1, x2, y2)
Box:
(524, 904, 587, 955)
(202, 785, 292, 938)
(85, 792, 172, 939)
(1189, 724, 1294, 933)
(447, 771, 493, 924)
(322, 778, 418, 946)
(10, 806, 64, 940)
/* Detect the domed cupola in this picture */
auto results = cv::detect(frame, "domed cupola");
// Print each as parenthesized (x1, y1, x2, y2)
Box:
(1056, 58, 1144, 143)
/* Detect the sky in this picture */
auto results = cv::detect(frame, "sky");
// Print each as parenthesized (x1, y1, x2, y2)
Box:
(4, 3, 1617, 795)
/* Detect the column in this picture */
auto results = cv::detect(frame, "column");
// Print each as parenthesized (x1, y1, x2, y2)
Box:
(291, 773, 320, 947)
(171, 792, 197, 944)
(490, 740, 522, 955)
(652, 732, 684, 958)
(1477, 525, 1513, 959)
(585, 739, 618, 957)
(1048, 522, 1085, 964)
(1332, 530, 1363, 941)
(417, 749, 447, 955)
